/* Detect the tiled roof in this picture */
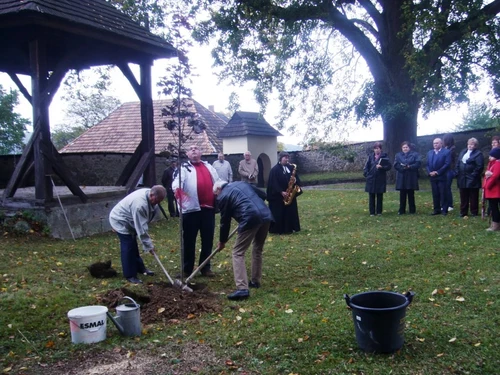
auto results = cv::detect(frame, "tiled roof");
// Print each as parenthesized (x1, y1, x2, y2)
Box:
(60, 99, 226, 155)
(0, 0, 176, 73)
(219, 111, 282, 138)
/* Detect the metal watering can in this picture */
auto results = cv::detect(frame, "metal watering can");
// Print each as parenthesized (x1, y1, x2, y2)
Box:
(106, 297, 141, 337)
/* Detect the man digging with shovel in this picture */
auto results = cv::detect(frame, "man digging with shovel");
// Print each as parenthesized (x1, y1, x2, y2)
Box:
(213, 180, 273, 300)
(109, 185, 166, 284)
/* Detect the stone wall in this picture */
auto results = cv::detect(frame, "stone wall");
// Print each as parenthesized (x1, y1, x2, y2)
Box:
(1, 128, 497, 188)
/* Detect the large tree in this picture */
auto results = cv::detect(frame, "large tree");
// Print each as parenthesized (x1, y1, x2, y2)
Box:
(0, 85, 30, 155)
(193, 0, 500, 159)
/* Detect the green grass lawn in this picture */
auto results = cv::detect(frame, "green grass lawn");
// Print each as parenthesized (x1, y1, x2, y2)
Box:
(1, 184, 499, 374)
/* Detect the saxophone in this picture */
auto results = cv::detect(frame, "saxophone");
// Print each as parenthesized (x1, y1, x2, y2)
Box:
(283, 164, 302, 206)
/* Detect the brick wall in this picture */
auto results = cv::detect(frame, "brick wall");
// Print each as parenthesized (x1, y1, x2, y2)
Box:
(1, 128, 497, 188)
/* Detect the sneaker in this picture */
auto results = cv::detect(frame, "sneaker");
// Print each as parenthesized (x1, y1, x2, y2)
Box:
(448, 207, 454, 211)
(249, 281, 261, 289)
(227, 289, 250, 300)
(143, 269, 155, 276)
(201, 269, 216, 278)
(126, 277, 143, 284)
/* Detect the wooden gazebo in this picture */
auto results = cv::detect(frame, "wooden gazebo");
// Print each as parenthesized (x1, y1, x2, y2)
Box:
(0, 0, 177, 204)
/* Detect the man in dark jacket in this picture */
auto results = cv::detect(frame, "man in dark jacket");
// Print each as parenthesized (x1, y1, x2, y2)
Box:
(213, 181, 273, 301)
(426, 138, 451, 215)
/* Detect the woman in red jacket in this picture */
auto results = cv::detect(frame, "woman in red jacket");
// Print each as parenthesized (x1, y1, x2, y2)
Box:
(483, 148, 500, 231)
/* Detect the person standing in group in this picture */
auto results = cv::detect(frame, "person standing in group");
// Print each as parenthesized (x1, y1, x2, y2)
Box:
(483, 148, 500, 231)
(172, 145, 219, 278)
(238, 151, 259, 185)
(212, 152, 233, 183)
(394, 141, 421, 215)
(456, 138, 484, 217)
(267, 151, 301, 234)
(213, 180, 273, 300)
(363, 142, 391, 216)
(109, 185, 166, 284)
(161, 160, 179, 217)
(492, 136, 500, 149)
(427, 138, 451, 215)
(443, 134, 457, 212)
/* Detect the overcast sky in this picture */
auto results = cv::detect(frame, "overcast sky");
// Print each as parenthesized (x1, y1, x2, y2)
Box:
(0, 44, 485, 147)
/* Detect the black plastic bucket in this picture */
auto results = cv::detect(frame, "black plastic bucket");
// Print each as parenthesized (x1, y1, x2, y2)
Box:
(344, 291, 415, 353)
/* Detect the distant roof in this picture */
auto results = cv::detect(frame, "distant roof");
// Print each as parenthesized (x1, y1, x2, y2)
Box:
(219, 111, 282, 138)
(60, 99, 226, 155)
(0, 0, 176, 74)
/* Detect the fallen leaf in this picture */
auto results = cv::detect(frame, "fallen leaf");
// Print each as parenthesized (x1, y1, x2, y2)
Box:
(236, 316, 242, 321)
(416, 337, 425, 342)
(187, 313, 196, 319)
(285, 309, 294, 314)
(235, 341, 243, 346)
(474, 342, 481, 347)
(455, 296, 465, 302)
(3, 367, 12, 373)
(158, 307, 165, 314)
(448, 337, 457, 342)
(436, 353, 444, 357)
(239, 308, 246, 313)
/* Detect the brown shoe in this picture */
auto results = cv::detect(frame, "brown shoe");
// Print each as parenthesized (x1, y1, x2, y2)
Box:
(201, 269, 216, 278)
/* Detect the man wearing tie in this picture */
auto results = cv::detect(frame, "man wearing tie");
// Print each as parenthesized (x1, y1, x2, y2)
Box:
(427, 138, 451, 215)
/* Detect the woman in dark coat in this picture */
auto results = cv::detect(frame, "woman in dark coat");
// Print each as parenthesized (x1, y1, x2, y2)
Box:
(455, 137, 484, 217)
(363, 142, 391, 216)
(267, 151, 301, 234)
(394, 141, 421, 214)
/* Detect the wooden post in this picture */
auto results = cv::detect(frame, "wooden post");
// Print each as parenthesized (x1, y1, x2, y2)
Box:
(140, 61, 156, 187)
(30, 39, 53, 201)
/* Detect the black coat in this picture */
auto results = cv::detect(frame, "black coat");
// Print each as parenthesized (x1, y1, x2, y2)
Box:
(364, 152, 391, 194)
(394, 151, 421, 191)
(266, 162, 301, 234)
(217, 182, 273, 243)
(455, 148, 484, 189)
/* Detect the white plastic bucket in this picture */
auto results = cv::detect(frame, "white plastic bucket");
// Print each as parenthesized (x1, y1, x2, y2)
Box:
(67, 305, 108, 344)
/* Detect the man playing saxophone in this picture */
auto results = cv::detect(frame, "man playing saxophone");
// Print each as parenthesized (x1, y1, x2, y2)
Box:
(267, 151, 302, 234)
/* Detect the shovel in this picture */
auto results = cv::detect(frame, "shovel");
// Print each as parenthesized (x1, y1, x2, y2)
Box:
(151, 250, 193, 293)
(181, 227, 238, 289)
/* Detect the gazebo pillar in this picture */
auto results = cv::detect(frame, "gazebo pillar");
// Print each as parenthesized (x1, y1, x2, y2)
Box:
(30, 39, 53, 201)
(140, 61, 156, 187)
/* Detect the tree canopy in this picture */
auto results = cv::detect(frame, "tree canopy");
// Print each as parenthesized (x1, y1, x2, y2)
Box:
(455, 101, 499, 131)
(0, 85, 29, 155)
(193, 0, 500, 158)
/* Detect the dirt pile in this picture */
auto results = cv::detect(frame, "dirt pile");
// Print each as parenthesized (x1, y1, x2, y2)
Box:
(98, 282, 223, 324)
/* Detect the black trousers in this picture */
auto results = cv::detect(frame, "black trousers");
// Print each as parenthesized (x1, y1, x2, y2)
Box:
(166, 189, 179, 217)
(430, 179, 447, 213)
(399, 189, 416, 214)
(181, 208, 215, 274)
(369, 193, 383, 215)
(459, 188, 479, 216)
(488, 198, 500, 223)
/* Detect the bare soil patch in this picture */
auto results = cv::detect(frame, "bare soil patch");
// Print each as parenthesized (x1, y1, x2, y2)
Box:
(98, 281, 223, 324)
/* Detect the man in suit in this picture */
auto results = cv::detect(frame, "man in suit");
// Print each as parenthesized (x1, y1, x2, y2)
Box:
(427, 138, 451, 215)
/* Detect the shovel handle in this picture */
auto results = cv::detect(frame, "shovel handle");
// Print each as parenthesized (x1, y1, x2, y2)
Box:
(152, 251, 175, 286)
(184, 227, 238, 284)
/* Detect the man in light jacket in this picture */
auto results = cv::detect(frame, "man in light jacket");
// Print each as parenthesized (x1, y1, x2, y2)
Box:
(172, 145, 220, 277)
(109, 185, 166, 284)
(212, 152, 233, 182)
(238, 151, 259, 185)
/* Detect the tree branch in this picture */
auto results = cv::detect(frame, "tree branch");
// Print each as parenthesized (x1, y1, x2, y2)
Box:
(357, 0, 383, 31)
(351, 18, 379, 39)
(424, 0, 500, 68)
